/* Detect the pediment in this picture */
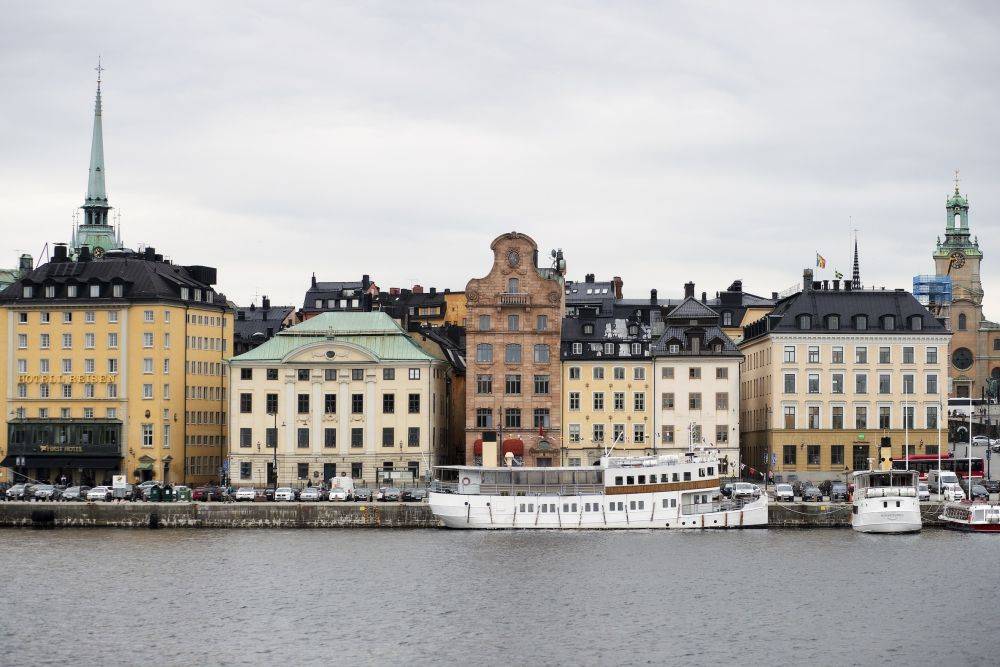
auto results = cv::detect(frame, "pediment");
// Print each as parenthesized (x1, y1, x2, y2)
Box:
(284, 340, 379, 364)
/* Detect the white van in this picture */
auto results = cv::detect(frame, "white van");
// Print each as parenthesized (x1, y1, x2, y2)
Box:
(927, 470, 959, 494)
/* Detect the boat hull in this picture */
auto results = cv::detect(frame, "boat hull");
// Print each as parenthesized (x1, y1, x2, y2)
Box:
(428, 492, 768, 530)
(851, 506, 922, 534)
(940, 521, 1000, 532)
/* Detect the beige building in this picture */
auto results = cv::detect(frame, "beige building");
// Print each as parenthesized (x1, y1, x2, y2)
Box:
(465, 232, 567, 466)
(740, 270, 951, 482)
(227, 312, 448, 487)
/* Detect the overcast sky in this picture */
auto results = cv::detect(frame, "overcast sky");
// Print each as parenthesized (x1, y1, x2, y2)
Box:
(3, 1, 999, 315)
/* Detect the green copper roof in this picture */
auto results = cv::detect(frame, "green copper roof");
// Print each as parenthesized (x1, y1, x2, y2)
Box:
(232, 311, 437, 362)
(85, 78, 107, 206)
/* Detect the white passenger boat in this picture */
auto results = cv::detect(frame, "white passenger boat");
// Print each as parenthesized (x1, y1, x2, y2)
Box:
(850, 469, 921, 534)
(939, 502, 1000, 533)
(428, 452, 768, 530)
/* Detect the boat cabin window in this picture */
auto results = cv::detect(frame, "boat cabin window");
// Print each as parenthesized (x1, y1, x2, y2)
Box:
(528, 504, 534, 512)
(560, 471, 574, 484)
(550, 504, 556, 512)
(545, 472, 560, 485)
(638, 475, 646, 484)
(683, 472, 691, 481)
(627, 476, 635, 485)
(497, 471, 511, 484)
(563, 503, 570, 512)
(673, 473, 679, 482)
(698, 468, 705, 477)
(638, 501, 645, 509)
(482, 472, 497, 484)
(541, 504, 548, 513)
(615, 475, 624, 485)
(629, 501, 636, 510)
(708, 467, 714, 476)
(527, 471, 544, 485)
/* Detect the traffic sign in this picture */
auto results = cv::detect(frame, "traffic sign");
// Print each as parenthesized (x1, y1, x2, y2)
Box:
(771, 452, 778, 467)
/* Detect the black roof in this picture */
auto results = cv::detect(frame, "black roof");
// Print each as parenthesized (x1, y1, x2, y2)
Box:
(235, 303, 295, 342)
(0, 252, 227, 308)
(303, 274, 371, 310)
(743, 286, 949, 342)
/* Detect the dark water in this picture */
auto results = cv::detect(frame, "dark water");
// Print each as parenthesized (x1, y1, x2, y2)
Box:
(1, 529, 998, 666)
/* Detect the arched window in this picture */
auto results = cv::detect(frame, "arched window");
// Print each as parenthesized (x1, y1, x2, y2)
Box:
(958, 313, 967, 330)
(955, 213, 962, 228)
(507, 278, 519, 293)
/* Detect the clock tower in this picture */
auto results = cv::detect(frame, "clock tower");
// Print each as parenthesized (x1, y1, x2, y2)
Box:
(933, 174, 989, 397)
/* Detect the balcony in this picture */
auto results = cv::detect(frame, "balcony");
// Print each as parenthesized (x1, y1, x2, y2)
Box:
(498, 292, 530, 307)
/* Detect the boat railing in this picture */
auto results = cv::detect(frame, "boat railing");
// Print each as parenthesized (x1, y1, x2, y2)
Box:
(864, 487, 917, 498)
(680, 497, 755, 516)
(429, 481, 604, 496)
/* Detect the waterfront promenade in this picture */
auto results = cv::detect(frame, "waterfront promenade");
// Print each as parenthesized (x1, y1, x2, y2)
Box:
(0, 500, 951, 528)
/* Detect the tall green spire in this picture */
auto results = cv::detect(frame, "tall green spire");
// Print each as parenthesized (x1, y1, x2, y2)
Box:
(84, 58, 107, 208)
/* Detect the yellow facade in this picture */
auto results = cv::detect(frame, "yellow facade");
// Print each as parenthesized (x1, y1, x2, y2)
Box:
(561, 359, 655, 465)
(442, 291, 467, 327)
(2, 302, 233, 485)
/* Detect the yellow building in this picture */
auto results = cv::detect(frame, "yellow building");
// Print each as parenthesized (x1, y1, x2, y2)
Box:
(0, 244, 233, 486)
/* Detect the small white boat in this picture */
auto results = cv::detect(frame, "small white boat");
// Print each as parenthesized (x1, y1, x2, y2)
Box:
(939, 502, 1000, 533)
(850, 469, 921, 534)
(428, 451, 768, 530)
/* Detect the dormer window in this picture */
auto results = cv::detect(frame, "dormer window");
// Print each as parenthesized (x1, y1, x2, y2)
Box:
(713, 343, 722, 352)
(882, 315, 895, 330)
(572, 342, 582, 354)
(67, 285, 77, 298)
(797, 314, 811, 330)
(44, 285, 55, 298)
(722, 312, 732, 327)
(583, 323, 594, 335)
(604, 342, 614, 355)
(910, 316, 923, 331)
(691, 337, 701, 354)
(22, 285, 33, 298)
(112, 284, 123, 298)
(629, 325, 638, 336)
(89, 284, 101, 298)
(631, 343, 641, 355)
(180, 287, 190, 300)
(827, 315, 839, 330)
(855, 315, 868, 330)
(315, 299, 323, 308)
(669, 344, 680, 354)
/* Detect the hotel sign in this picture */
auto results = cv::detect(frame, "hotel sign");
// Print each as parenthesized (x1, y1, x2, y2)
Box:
(18, 374, 116, 384)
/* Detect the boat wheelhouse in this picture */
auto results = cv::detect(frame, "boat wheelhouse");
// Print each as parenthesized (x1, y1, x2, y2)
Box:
(850, 469, 921, 534)
(428, 451, 767, 530)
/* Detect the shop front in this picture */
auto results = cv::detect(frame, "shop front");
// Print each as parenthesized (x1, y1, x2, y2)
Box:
(2, 419, 123, 486)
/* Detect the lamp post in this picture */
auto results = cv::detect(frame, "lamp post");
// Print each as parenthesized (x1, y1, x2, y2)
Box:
(269, 410, 279, 491)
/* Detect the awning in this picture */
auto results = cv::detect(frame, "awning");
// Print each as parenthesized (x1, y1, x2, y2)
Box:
(136, 462, 154, 471)
(1, 455, 121, 470)
(502, 439, 524, 457)
(473, 439, 483, 455)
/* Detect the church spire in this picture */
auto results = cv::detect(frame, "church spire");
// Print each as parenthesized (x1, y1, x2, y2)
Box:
(84, 57, 108, 211)
(851, 234, 861, 290)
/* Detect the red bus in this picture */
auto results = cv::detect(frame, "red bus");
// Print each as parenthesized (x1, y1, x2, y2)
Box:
(891, 454, 984, 481)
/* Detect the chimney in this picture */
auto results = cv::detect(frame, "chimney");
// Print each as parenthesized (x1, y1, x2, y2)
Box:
(144, 246, 156, 261)
(79, 245, 92, 262)
(389, 287, 400, 296)
(803, 269, 814, 291)
(262, 295, 270, 310)
(650, 288, 658, 305)
(430, 287, 437, 296)
(585, 273, 595, 283)
(684, 282, 695, 299)
(311, 273, 317, 288)
(832, 280, 840, 290)
(701, 291, 707, 303)
(845, 282, 852, 292)
(771, 292, 778, 300)
(412, 284, 424, 294)
(53, 244, 68, 262)
(822, 280, 829, 290)
(612, 276, 623, 300)
(362, 274, 371, 290)
(19, 254, 33, 273)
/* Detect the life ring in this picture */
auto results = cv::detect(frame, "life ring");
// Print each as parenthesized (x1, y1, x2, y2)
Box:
(462, 477, 471, 485)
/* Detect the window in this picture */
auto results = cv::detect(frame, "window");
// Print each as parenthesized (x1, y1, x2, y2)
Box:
(879, 347, 891, 364)
(832, 373, 844, 394)
(722, 311, 732, 326)
(783, 406, 796, 429)
(927, 347, 938, 364)
(569, 392, 580, 410)
(831, 445, 844, 466)
(142, 384, 153, 399)
(878, 374, 891, 394)
(62, 358, 73, 373)
(141, 332, 153, 348)
(808, 406, 820, 429)
(689, 367, 701, 380)
(144, 310, 154, 323)
(40, 333, 50, 349)
(324, 393, 337, 414)
(958, 313, 967, 330)
(784, 346, 796, 363)
(478, 314, 491, 331)
(476, 374, 493, 394)
(902, 347, 914, 364)
(352, 394, 364, 413)
(831, 346, 844, 364)
(613, 366, 625, 380)
(926, 406, 938, 429)
(408, 393, 420, 413)
(17, 333, 27, 349)
(507, 314, 519, 331)
(910, 316, 923, 331)
(352, 368, 364, 381)
(534, 374, 550, 394)
(240, 393, 253, 413)
(855, 315, 868, 330)
(661, 425, 673, 443)
(798, 315, 811, 330)
(784, 373, 796, 393)
(808, 346, 819, 363)
(879, 406, 891, 429)
(808, 373, 820, 394)
(715, 425, 728, 443)
(593, 367, 605, 380)
(568, 424, 580, 442)
(383, 368, 395, 381)
(297, 463, 309, 480)
(536, 315, 547, 331)
(381, 393, 394, 413)
(142, 424, 154, 447)
(593, 424, 605, 443)
(505, 408, 521, 428)
(783, 445, 796, 465)
(351, 428, 363, 448)
(593, 392, 604, 410)
(475, 408, 493, 428)
(505, 374, 522, 395)
(688, 392, 702, 410)
(408, 368, 421, 380)
(266, 428, 277, 448)
(162, 359, 169, 374)
(807, 445, 820, 466)
(903, 405, 915, 429)
(476, 344, 493, 363)
(662, 367, 674, 379)
(62, 333, 72, 349)
(855, 373, 868, 394)
(533, 344, 550, 363)
(926, 374, 938, 394)
(239, 428, 252, 448)
(84, 333, 95, 349)
(108, 310, 118, 323)
(855, 347, 867, 364)
(827, 315, 840, 330)
(382, 428, 395, 447)
(297, 394, 310, 413)
(613, 392, 625, 410)
(507, 277, 519, 293)
(902, 374, 914, 394)
(634, 392, 646, 411)
(505, 344, 522, 363)
(662, 392, 675, 409)
(582, 323, 594, 335)
(855, 406, 868, 429)
(533, 408, 550, 429)
(296, 428, 310, 448)
(240, 368, 252, 380)
(571, 342, 583, 355)
(633, 424, 645, 443)
(715, 392, 728, 410)
(613, 424, 625, 443)
(832, 406, 844, 429)
(266, 393, 278, 414)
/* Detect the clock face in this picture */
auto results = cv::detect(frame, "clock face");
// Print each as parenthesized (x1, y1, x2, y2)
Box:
(506, 249, 521, 268)
(950, 251, 966, 268)
(952, 347, 974, 370)
(92, 246, 105, 258)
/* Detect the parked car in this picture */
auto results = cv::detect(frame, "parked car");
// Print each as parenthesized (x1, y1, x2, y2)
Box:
(262, 487, 276, 502)
(731, 482, 759, 500)
(927, 470, 960, 494)
(381, 487, 401, 502)
(792, 479, 814, 498)
(402, 488, 428, 502)
(719, 482, 734, 498)
(6, 484, 33, 500)
(192, 485, 226, 502)
(917, 483, 931, 502)
(274, 487, 296, 502)
(87, 486, 113, 501)
(352, 488, 372, 502)
(981, 479, 1000, 494)
(828, 482, 849, 502)
(299, 487, 324, 502)
(773, 483, 794, 502)
(962, 481, 989, 501)
(801, 484, 823, 502)
(32, 485, 63, 501)
(328, 487, 350, 501)
(972, 435, 996, 447)
(234, 487, 257, 502)
(941, 483, 966, 502)
(60, 486, 91, 501)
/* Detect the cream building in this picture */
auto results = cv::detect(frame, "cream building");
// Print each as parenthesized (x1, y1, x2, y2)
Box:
(227, 312, 448, 487)
(740, 271, 951, 482)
